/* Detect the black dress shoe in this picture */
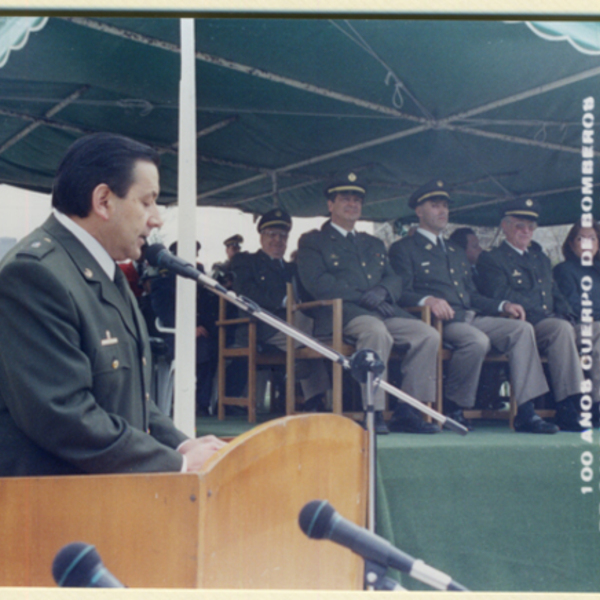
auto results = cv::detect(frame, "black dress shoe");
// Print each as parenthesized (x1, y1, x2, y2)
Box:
(514, 414, 559, 434)
(514, 399, 558, 434)
(447, 409, 474, 431)
(555, 395, 586, 432)
(388, 405, 440, 434)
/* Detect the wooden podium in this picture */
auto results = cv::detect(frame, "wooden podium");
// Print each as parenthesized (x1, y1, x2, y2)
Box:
(0, 414, 368, 589)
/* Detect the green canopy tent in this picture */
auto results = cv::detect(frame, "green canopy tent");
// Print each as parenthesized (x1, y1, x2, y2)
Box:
(0, 16, 599, 228)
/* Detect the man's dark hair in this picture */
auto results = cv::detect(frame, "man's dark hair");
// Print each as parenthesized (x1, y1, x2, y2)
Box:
(52, 133, 160, 218)
(449, 227, 476, 250)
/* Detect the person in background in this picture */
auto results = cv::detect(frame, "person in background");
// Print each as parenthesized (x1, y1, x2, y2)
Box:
(449, 226, 483, 280)
(297, 171, 441, 434)
(390, 181, 556, 434)
(151, 241, 219, 415)
(211, 234, 243, 290)
(553, 219, 600, 427)
(477, 198, 585, 431)
(230, 209, 330, 412)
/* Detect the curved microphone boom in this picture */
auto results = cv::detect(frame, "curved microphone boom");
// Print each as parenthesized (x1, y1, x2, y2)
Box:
(299, 500, 468, 592)
(52, 542, 125, 588)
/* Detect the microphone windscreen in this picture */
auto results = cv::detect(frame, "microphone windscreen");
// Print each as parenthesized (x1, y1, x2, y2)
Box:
(145, 243, 168, 267)
(298, 499, 335, 539)
(52, 542, 100, 587)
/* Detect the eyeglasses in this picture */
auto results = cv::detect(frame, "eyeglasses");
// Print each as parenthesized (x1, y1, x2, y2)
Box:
(261, 230, 289, 240)
(513, 222, 537, 232)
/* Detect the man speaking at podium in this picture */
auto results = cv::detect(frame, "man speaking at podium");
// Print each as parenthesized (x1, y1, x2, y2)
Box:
(0, 133, 225, 476)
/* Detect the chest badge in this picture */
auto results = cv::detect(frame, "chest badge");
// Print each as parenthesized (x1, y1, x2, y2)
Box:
(425, 244, 433, 251)
(101, 330, 119, 346)
(512, 269, 522, 277)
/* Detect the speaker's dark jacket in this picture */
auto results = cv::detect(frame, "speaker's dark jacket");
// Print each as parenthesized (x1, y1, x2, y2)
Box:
(0, 215, 187, 476)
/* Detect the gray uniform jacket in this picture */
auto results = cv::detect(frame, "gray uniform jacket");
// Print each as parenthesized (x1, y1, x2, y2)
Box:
(0, 215, 187, 476)
(477, 241, 574, 325)
(296, 220, 413, 338)
(388, 231, 500, 322)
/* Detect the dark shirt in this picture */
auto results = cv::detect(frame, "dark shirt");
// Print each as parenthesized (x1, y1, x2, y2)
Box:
(553, 258, 600, 322)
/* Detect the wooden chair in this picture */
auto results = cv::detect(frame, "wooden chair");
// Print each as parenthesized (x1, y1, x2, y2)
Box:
(216, 296, 286, 423)
(432, 317, 554, 428)
(285, 291, 435, 420)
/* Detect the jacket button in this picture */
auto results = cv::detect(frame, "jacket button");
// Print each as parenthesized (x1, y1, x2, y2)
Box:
(362, 262, 366, 267)
(450, 268, 454, 273)
(543, 304, 547, 310)
(112, 360, 119, 369)
(454, 281, 458, 286)
(517, 279, 522, 284)
(367, 274, 372, 279)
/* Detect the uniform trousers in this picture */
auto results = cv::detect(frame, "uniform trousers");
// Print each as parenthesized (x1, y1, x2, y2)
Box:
(575, 321, 600, 404)
(443, 312, 549, 408)
(533, 317, 584, 403)
(268, 311, 330, 401)
(343, 315, 440, 411)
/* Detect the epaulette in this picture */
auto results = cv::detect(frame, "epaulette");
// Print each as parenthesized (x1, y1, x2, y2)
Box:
(16, 236, 55, 260)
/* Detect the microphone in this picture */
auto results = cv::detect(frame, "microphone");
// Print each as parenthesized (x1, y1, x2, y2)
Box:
(145, 243, 202, 281)
(146, 243, 230, 295)
(52, 542, 125, 588)
(298, 500, 468, 591)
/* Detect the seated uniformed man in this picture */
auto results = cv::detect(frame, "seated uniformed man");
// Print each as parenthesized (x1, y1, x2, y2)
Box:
(389, 180, 557, 434)
(296, 171, 441, 434)
(211, 234, 243, 290)
(229, 209, 330, 412)
(476, 198, 585, 431)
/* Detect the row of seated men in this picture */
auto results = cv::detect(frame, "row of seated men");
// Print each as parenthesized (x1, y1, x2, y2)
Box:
(218, 172, 598, 436)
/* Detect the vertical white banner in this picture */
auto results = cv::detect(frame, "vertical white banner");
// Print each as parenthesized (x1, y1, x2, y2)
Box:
(173, 18, 197, 436)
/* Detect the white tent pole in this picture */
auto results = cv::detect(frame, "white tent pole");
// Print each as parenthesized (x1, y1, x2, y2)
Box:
(173, 18, 197, 437)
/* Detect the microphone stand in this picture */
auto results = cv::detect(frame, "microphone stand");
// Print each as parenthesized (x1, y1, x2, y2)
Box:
(160, 261, 468, 589)
(190, 267, 468, 435)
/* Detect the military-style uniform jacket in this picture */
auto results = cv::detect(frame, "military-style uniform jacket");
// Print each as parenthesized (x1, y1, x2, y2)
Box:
(296, 221, 412, 338)
(388, 231, 500, 322)
(229, 249, 295, 343)
(477, 240, 574, 325)
(553, 258, 600, 322)
(0, 216, 187, 476)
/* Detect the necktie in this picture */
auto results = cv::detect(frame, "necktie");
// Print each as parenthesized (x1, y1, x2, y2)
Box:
(438, 236, 447, 253)
(113, 266, 131, 302)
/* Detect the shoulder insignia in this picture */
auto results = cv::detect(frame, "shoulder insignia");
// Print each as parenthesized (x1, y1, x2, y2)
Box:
(16, 237, 55, 261)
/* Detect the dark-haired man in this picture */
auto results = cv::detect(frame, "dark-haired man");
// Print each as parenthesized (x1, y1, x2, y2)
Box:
(389, 181, 556, 433)
(230, 209, 330, 411)
(296, 172, 441, 434)
(0, 133, 224, 476)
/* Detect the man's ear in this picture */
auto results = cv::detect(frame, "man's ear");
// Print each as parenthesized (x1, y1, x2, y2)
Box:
(90, 183, 113, 221)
